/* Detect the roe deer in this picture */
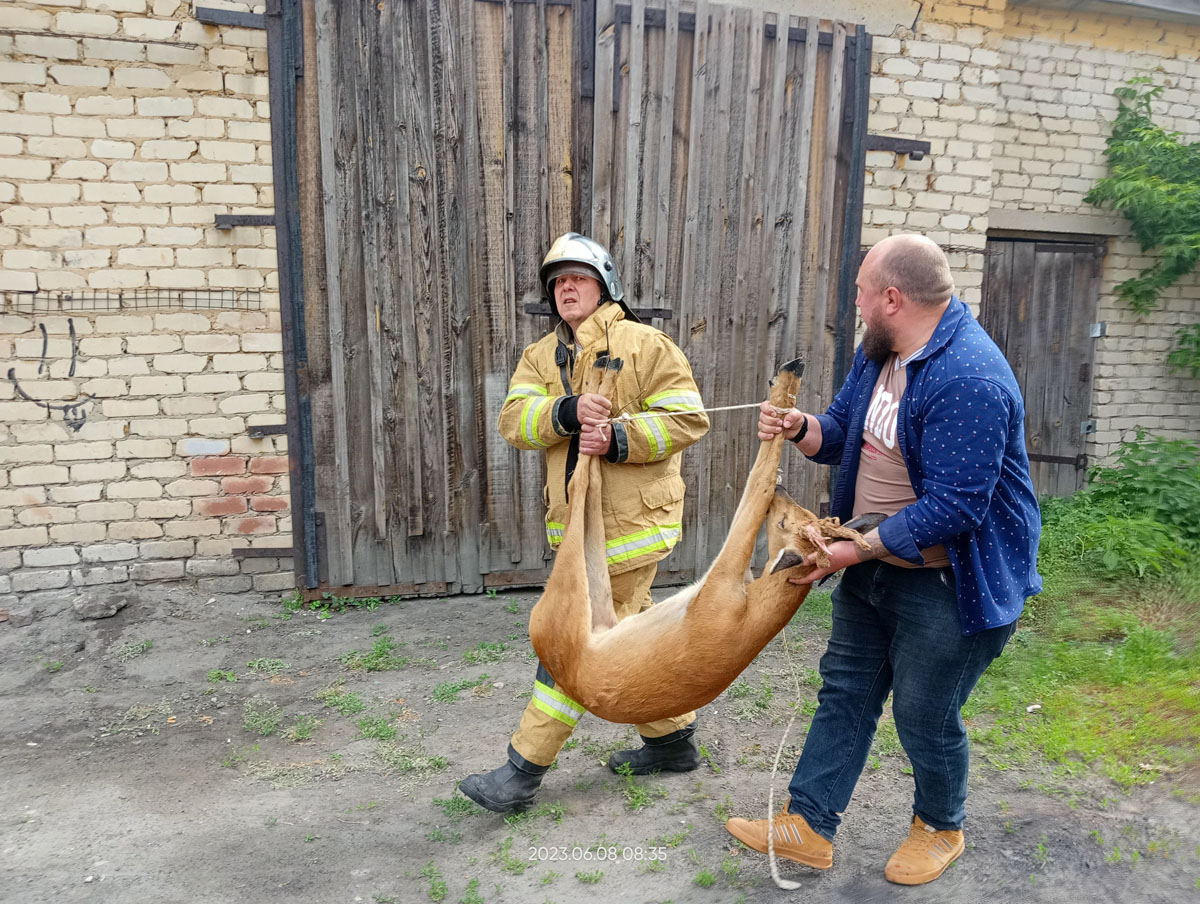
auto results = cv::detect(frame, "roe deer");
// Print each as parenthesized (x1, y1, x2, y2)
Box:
(529, 357, 881, 725)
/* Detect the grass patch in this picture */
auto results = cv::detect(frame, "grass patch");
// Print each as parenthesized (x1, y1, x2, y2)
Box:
(492, 835, 529, 874)
(248, 658, 287, 676)
(286, 714, 319, 741)
(316, 683, 366, 717)
(729, 675, 775, 722)
(432, 674, 492, 703)
(614, 762, 666, 811)
(117, 638, 153, 662)
(790, 588, 833, 629)
(433, 796, 479, 823)
(375, 740, 448, 776)
(342, 635, 411, 671)
(503, 800, 565, 827)
(419, 862, 447, 902)
(208, 668, 237, 683)
(243, 696, 283, 736)
(459, 877, 483, 904)
(462, 641, 509, 664)
(693, 869, 716, 887)
(356, 715, 397, 741)
(576, 869, 603, 884)
(969, 435, 1200, 790)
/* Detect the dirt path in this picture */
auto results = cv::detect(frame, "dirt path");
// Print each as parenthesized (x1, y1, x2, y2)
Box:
(2, 584, 1197, 904)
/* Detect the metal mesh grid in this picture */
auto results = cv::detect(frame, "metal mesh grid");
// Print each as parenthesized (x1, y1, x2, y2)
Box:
(1, 289, 263, 314)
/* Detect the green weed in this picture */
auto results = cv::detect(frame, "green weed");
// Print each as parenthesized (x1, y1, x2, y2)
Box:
(316, 683, 366, 716)
(463, 642, 509, 664)
(693, 869, 716, 887)
(375, 740, 448, 775)
(419, 861, 448, 901)
(43, 660, 63, 673)
(433, 796, 478, 823)
(505, 600, 520, 614)
(247, 658, 287, 676)
(242, 696, 283, 736)
(504, 801, 565, 826)
(208, 669, 237, 683)
(699, 743, 721, 773)
(575, 870, 603, 884)
(356, 716, 397, 741)
(117, 639, 153, 662)
(342, 635, 410, 671)
(286, 715, 319, 741)
(459, 878, 483, 904)
(493, 835, 529, 874)
(433, 674, 492, 703)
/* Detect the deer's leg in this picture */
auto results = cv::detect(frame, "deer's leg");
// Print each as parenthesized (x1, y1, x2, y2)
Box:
(583, 358, 623, 633)
(703, 360, 805, 580)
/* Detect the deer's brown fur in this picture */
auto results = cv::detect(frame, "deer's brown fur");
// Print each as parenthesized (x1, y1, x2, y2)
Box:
(529, 358, 869, 725)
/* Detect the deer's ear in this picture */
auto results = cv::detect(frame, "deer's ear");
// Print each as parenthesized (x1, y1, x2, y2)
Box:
(769, 548, 806, 574)
(842, 512, 886, 533)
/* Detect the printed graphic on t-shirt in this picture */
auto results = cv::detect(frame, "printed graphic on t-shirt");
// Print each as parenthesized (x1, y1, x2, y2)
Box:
(864, 381, 900, 450)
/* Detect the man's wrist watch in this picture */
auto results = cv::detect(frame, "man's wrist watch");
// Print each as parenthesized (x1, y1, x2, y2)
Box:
(791, 414, 810, 444)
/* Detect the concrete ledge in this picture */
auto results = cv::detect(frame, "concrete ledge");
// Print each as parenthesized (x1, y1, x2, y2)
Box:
(988, 208, 1130, 237)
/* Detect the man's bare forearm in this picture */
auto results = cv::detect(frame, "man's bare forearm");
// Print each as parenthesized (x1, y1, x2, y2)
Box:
(852, 529, 889, 563)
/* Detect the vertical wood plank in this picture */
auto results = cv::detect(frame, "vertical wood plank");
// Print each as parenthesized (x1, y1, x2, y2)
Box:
(812, 22, 846, 398)
(360, 1, 390, 545)
(546, 2, 575, 233)
(572, 0, 595, 228)
(591, 0, 616, 240)
(782, 17, 818, 410)
(677, 0, 707, 344)
(502, 0, 523, 562)
(621, 0, 645, 283)
(650, 0, 679, 309)
(309, 0, 353, 584)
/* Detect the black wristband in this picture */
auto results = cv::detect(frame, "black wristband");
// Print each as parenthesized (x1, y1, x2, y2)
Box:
(791, 414, 810, 444)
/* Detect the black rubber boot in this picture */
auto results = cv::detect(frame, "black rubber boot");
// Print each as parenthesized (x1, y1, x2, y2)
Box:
(607, 725, 701, 775)
(459, 744, 548, 813)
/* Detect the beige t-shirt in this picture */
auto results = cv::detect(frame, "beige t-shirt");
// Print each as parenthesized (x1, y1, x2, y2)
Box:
(852, 352, 949, 568)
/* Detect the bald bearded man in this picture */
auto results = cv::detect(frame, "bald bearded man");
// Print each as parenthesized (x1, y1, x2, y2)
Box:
(726, 235, 1042, 886)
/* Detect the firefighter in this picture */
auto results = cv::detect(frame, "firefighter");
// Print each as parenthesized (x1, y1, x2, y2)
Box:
(458, 233, 711, 812)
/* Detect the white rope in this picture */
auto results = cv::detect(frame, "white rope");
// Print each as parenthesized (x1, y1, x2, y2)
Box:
(766, 621, 804, 891)
(606, 401, 787, 424)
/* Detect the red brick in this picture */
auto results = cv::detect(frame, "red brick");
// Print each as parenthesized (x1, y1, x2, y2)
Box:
(249, 455, 290, 475)
(250, 494, 289, 512)
(231, 515, 277, 534)
(195, 496, 247, 517)
(191, 456, 247, 477)
(221, 475, 274, 495)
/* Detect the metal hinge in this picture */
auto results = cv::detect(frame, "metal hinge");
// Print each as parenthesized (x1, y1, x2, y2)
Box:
(1081, 419, 1096, 435)
(1089, 322, 1107, 338)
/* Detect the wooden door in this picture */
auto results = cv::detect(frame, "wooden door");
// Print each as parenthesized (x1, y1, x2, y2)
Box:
(981, 238, 1102, 497)
(291, 0, 870, 595)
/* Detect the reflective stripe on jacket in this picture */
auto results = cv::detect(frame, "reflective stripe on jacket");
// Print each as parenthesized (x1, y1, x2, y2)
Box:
(498, 303, 709, 575)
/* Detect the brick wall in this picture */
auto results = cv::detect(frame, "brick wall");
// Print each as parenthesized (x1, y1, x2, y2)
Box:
(855, 0, 1200, 462)
(0, 1, 292, 604)
(990, 4, 1200, 456)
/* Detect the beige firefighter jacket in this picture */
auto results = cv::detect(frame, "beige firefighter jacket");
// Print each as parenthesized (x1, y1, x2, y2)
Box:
(498, 303, 709, 576)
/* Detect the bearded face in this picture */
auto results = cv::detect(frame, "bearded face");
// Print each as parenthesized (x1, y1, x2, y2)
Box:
(861, 308, 895, 362)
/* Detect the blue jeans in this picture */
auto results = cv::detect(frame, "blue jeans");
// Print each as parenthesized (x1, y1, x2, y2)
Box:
(788, 561, 1016, 838)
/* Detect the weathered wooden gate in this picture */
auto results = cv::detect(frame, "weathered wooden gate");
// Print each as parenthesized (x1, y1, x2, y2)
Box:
(981, 237, 1102, 497)
(271, 0, 871, 594)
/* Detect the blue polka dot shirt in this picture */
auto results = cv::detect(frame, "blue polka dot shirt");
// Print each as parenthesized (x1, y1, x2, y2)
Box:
(810, 296, 1043, 636)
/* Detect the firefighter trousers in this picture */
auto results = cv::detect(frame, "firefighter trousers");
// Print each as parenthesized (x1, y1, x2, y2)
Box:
(510, 561, 697, 767)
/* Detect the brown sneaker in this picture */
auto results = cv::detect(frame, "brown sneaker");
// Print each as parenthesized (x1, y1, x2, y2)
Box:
(884, 815, 965, 885)
(724, 808, 833, 870)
